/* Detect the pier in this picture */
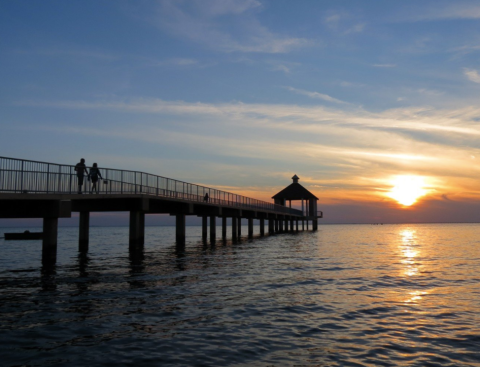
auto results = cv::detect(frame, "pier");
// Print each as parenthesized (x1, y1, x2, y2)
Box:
(0, 157, 322, 263)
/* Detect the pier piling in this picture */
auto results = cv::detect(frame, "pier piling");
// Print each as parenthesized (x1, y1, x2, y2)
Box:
(79, 211, 89, 252)
(129, 211, 145, 248)
(268, 219, 274, 234)
(237, 217, 242, 238)
(42, 217, 58, 264)
(232, 216, 237, 239)
(248, 218, 253, 238)
(210, 215, 216, 242)
(202, 216, 207, 240)
(175, 214, 186, 243)
(222, 216, 227, 239)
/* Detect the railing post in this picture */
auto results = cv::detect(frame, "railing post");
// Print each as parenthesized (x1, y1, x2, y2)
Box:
(46, 164, 50, 193)
(19, 160, 24, 193)
(68, 165, 72, 194)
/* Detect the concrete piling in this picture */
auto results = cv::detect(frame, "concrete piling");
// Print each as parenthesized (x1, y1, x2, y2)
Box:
(79, 211, 89, 252)
(175, 214, 186, 244)
(248, 218, 253, 238)
(222, 216, 227, 239)
(210, 215, 216, 242)
(42, 217, 58, 264)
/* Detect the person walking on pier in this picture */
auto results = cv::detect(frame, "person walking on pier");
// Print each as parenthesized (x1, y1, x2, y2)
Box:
(204, 192, 209, 202)
(74, 158, 89, 194)
(89, 163, 103, 194)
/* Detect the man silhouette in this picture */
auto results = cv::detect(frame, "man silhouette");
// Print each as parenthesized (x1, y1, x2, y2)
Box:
(74, 158, 89, 194)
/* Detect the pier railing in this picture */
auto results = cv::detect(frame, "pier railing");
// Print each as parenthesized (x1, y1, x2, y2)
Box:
(0, 156, 302, 216)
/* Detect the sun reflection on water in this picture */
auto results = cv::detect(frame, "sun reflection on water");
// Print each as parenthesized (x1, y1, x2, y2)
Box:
(400, 229, 419, 277)
(404, 290, 428, 303)
(398, 229, 429, 304)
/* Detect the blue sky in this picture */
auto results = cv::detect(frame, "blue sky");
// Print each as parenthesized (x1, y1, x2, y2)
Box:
(2, 0, 480, 223)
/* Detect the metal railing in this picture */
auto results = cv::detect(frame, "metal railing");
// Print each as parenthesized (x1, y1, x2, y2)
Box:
(0, 156, 303, 216)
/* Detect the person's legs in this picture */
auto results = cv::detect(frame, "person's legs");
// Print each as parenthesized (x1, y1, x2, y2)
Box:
(77, 175, 84, 194)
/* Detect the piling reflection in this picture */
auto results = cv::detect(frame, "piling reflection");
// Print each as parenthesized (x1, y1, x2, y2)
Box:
(128, 247, 146, 288)
(40, 263, 57, 291)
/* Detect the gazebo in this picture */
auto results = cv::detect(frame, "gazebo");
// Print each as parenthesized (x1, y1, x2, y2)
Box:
(272, 175, 321, 230)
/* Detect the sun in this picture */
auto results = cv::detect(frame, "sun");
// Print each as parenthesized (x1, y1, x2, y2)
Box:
(387, 176, 426, 206)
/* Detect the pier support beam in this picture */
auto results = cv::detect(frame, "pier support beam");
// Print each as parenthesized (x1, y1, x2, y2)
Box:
(129, 211, 145, 249)
(275, 219, 279, 233)
(306, 220, 309, 230)
(302, 220, 305, 231)
(222, 216, 227, 239)
(312, 219, 318, 231)
(296, 219, 299, 232)
(237, 217, 242, 238)
(279, 219, 284, 233)
(210, 216, 216, 242)
(202, 216, 208, 240)
(260, 218, 265, 236)
(248, 218, 253, 238)
(290, 219, 294, 233)
(42, 217, 58, 264)
(175, 214, 186, 244)
(79, 211, 90, 252)
(232, 216, 237, 239)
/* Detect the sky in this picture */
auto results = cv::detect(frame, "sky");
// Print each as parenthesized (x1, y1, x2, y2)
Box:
(2, 0, 480, 224)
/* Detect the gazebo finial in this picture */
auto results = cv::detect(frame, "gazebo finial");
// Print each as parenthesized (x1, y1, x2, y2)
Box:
(292, 174, 299, 183)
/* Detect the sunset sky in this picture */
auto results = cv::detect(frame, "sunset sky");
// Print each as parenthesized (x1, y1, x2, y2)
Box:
(2, 0, 480, 224)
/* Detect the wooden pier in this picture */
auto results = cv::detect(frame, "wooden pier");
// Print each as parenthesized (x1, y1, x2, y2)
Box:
(0, 157, 322, 264)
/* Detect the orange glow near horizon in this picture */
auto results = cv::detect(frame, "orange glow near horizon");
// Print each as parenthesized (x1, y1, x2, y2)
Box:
(387, 175, 427, 206)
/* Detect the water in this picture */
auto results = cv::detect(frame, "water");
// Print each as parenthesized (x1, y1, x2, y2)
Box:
(1, 223, 480, 366)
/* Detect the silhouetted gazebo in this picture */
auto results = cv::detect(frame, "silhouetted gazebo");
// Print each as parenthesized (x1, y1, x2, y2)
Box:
(272, 175, 321, 229)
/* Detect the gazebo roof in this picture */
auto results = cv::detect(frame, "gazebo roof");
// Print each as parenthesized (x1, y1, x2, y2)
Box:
(272, 182, 318, 200)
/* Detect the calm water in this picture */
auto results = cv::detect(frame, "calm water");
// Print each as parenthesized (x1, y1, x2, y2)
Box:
(1, 223, 480, 366)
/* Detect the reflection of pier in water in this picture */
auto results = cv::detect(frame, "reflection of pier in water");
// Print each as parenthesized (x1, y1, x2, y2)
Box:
(0, 156, 322, 264)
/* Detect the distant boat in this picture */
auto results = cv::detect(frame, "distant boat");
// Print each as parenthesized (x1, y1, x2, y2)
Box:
(4, 230, 43, 240)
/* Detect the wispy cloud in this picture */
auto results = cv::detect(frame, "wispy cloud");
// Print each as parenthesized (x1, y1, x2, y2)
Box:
(464, 68, 480, 83)
(398, 4, 480, 21)
(267, 60, 301, 74)
(12, 47, 117, 61)
(18, 97, 480, 202)
(324, 12, 365, 35)
(373, 64, 396, 68)
(154, 0, 312, 53)
(284, 87, 351, 105)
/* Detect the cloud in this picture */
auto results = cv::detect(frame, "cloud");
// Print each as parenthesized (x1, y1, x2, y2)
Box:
(324, 13, 365, 35)
(464, 68, 480, 83)
(13, 47, 117, 61)
(267, 60, 301, 74)
(154, 0, 311, 53)
(344, 23, 366, 34)
(398, 3, 480, 21)
(17, 96, 480, 204)
(373, 64, 396, 68)
(272, 64, 290, 73)
(284, 87, 351, 105)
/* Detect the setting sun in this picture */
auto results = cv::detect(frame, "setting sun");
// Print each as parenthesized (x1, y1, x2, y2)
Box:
(387, 176, 426, 206)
